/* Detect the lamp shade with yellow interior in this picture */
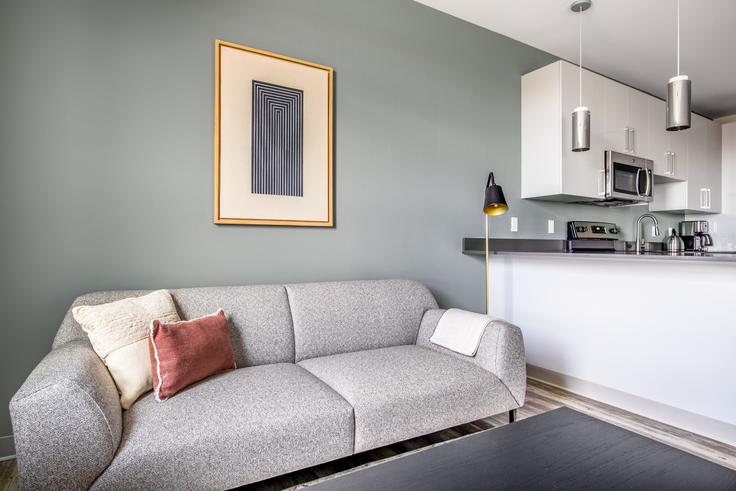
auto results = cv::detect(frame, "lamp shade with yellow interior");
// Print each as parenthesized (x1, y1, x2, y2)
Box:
(483, 172, 508, 215)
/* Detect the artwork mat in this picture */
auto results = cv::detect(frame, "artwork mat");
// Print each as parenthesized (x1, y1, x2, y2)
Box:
(213, 39, 334, 226)
(220, 47, 324, 219)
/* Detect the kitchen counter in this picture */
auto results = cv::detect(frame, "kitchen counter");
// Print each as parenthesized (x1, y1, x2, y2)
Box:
(462, 238, 736, 262)
(476, 238, 736, 446)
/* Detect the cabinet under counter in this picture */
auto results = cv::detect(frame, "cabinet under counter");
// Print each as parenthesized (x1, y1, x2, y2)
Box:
(476, 248, 736, 446)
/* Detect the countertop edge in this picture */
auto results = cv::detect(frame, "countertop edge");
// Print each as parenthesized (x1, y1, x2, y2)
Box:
(462, 238, 736, 263)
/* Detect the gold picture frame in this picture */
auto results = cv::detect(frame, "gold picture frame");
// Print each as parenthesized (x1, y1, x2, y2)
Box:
(213, 39, 334, 226)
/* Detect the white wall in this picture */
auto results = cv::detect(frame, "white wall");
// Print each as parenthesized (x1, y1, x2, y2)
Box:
(489, 254, 736, 445)
(686, 121, 736, 250)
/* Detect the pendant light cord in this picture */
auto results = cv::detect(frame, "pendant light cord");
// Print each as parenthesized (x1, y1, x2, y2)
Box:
(676, 0, 680, 76)
(578, 5, 582, 106)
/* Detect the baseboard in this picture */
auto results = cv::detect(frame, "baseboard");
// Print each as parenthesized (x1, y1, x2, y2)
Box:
(0, 435, 15, 461)
(527, 364, 736, 447)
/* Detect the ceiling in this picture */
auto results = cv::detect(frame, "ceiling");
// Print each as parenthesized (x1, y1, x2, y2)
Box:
(414, 0, 736, 119)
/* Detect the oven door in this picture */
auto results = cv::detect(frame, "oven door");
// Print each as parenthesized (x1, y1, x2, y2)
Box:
(605, 151, 653, 202)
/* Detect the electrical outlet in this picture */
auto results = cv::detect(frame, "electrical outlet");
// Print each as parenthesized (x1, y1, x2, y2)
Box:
(547, 220, 555, 234)
(712, 221, 718, 233)
(510, 216, 518, 232)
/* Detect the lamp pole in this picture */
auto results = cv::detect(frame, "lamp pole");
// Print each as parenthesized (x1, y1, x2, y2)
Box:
(482, 172, 508, 316)
(485, 214, 490, 315)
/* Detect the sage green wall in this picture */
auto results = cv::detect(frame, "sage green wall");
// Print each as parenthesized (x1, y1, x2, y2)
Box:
(0, 0, 678, 441)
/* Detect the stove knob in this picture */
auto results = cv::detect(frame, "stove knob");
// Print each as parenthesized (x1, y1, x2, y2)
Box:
(575, 226, 587, 233)
(609, 227, 618, 234)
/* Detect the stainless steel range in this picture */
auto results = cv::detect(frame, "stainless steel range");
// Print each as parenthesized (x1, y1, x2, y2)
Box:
(567, 221, 621, 252)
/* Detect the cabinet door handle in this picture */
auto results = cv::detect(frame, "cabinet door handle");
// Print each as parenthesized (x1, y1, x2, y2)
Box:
(624, 128, 630, 152)
(700, 188, 707, 209)
(707, 189, 712, 209)
(629, 128, 635, 154)
(665, 152, 672, 175)
(672, 152, 676, 176)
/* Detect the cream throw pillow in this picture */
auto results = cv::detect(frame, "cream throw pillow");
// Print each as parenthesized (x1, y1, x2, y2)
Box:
(72, 290, 180, 409)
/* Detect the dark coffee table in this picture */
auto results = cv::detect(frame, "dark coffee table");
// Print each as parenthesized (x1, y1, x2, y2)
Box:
(302, 407, 736, 490)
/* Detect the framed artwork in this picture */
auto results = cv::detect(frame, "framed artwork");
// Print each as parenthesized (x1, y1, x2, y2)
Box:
(213, 39, 334, 226)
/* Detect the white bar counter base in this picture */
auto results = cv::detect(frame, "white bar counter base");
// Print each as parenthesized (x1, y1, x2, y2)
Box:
(487, 253, 736, 446)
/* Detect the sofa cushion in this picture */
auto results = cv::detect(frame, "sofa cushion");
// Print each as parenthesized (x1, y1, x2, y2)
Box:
(286, 279, 438, 362)
(91, 364, 354, 490)
(299, 345, 518, 453)
(56, 285, 295, 368)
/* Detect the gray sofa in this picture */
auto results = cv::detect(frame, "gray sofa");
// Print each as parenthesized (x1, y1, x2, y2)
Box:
(10, 279, 526, 490)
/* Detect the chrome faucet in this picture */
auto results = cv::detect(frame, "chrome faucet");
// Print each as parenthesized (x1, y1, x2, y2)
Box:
(634, 213, 661, 253)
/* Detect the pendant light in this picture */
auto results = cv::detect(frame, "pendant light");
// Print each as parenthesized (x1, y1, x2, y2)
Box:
(571, 0, 592, 152)
(666, 0, 691, 131)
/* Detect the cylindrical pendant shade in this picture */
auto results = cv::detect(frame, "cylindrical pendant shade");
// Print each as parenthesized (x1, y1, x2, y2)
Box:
(572, 106, 590, 152)
(666, 75, 691, 131)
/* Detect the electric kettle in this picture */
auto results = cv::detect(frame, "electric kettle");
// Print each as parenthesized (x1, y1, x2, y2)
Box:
(664, 229, 685, 252)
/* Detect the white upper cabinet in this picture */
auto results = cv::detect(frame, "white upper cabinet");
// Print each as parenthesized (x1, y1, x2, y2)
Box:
(670, 131, 688, 178)
(706, 122, 722, 214)
(603, 78, 630, 154)
(648, 98, 668, 175)
(560, 61, 605, 199)
(685, 116, 722, 213)
(648, 98, 687, 181)
(627, 89, 649, 157)
(521, 60, 605, 201)
(650, 115, 722, 214)
(602, 79, 649, 157)
(522, 60, 720, 212)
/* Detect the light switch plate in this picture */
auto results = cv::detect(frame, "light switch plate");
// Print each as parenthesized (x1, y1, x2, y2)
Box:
(510, 216, 518, 232)
(548, 219, 555, 234)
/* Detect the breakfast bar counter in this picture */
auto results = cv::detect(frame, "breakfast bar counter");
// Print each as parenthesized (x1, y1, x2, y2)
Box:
(464, 237, 736, 448)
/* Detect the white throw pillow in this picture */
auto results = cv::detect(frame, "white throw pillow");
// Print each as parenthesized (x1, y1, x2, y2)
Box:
(72, 290, 180, 409)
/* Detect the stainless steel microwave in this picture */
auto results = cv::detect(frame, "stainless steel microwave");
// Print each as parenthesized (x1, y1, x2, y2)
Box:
(603, 150, 653, 205)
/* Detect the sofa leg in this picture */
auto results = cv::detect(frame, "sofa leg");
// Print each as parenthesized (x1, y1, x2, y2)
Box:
(508, 409, 516, 423)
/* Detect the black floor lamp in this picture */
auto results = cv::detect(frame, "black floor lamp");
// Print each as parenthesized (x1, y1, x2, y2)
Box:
(482, 172, 508, 315)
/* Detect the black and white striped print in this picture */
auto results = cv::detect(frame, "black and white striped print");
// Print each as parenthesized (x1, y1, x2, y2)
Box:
(251, 80, 304, 197)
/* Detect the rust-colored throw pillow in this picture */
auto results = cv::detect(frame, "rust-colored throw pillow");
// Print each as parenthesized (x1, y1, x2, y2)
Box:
(148, 309, 236, 401)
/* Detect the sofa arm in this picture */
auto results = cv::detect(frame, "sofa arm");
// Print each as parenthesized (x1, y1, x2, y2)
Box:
(416, 309, 526, 406)
(10, 340, 122, 490)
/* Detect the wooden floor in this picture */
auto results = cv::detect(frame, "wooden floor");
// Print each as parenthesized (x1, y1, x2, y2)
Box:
(1, 378, 734, 490)
(0, 458, 17, 491)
